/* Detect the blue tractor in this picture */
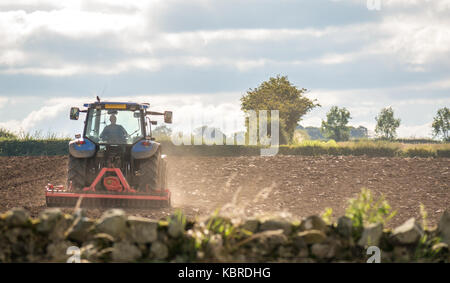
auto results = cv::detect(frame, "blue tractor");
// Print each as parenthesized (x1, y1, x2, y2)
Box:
(46, 98, 173, 208)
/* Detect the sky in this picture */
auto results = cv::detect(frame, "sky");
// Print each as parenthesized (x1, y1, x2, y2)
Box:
(0, 0, 449, 138)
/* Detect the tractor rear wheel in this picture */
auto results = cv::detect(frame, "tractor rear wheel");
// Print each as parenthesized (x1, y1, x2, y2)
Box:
(86, 158, 98, 187)
(137, 149, 161, 191)
(68, 155, 87, 190)
(161, 159, 171, 207)
(160, 157, 168, 190)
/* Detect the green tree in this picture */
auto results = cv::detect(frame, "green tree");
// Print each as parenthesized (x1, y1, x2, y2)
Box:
(0, 128, 17, 139)
(240, 75, 319, 144)
(375, 107, 401, 140)
(321, 106, 351, 141)
(152, 125, 172, 139)
(432, 107, 449, 141)
(350, 126, 368, 139)
(303, 126, 324, 140)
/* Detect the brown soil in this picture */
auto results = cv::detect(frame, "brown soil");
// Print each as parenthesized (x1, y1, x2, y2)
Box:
(0, 155, 448, 227)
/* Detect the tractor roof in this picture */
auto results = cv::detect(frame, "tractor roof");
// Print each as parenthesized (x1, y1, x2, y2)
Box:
(83, 101, 150, 110)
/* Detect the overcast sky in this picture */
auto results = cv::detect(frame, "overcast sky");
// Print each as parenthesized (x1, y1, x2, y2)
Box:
(0, 0, 449, 138)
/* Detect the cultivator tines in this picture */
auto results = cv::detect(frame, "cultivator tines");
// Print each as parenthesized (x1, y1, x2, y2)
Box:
(45, 184, 171, 209)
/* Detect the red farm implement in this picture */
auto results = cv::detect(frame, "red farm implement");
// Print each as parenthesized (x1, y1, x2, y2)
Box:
(46, 167, 171, 208)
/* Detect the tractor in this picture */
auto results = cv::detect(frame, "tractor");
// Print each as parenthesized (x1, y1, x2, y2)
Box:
(45, 99, 173, 208)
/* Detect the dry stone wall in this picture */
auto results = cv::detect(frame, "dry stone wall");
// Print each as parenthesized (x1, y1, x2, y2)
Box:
(0, 208, 449, 263)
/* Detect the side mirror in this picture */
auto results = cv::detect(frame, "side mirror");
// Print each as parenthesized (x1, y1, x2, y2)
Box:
(70, 107, 80, 120)
(164, 111, 173, 124)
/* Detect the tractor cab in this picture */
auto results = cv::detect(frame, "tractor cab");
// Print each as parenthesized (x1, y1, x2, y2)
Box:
(86, 108, 144, 145)
(70, 102, 172, 145)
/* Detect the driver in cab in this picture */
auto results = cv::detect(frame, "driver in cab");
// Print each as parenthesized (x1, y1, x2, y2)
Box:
(100, 114, 128, 143)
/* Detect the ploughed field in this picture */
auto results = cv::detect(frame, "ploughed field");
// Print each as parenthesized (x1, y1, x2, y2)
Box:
(0, 155, 448, 227)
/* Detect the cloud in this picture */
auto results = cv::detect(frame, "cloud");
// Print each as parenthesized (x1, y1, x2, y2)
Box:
(146, 0, 379, 32)
(0, 97, 82, 132)
(397, 122, 433, 138)
(300, 83, 450, 138)
(0, 0, 448, 139)
(0, 94, 247, 137)
(0, 97, 8, 109)
(0, 0, 448, 78)
(0, 89, 444, 138)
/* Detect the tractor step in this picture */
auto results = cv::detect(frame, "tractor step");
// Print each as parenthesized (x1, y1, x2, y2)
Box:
(45, 185, 171, 209)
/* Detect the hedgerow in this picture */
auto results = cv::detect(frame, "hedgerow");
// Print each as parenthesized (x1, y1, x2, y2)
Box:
(0, 138, 449, 157)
